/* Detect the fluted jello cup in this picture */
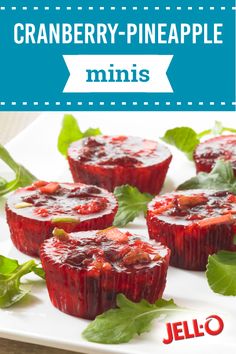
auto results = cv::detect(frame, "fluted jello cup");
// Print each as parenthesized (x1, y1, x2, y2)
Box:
(194, 135, 236, 175)
(40, 227, 170, 319)
(147, 190, 236, 270)
(67, 135, 172, 194)
(6, 181, 117, 256)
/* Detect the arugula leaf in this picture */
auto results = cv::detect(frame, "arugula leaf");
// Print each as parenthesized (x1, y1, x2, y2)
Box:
(161, 127, 200, 160)
(83, 127, 102, 138)
(57, 114, 102, 156)
(0, 144, 37, 197)
(203, 120, 236, 137)
(177, 160, 236, 193)
(113, 185, 153, 227)
(0, 255, 44, 308)
(0, 177, 7, 189)
(32, 265, 45, 280)
(206, 251, 236, 296)
(161, 121, 236, 160)
(0, 255, 19, 274)
(83, 294, 179, 344)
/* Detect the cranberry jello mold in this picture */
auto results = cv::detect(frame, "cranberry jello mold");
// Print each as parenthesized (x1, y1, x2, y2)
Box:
(6, 181, 118, 256)
(194, 135, 236, 175)
(147, 189, 236, 271)
(40, 227, 170, 319)
(67, 135, 172, 195)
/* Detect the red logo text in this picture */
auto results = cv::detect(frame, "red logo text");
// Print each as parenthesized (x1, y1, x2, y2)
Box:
(163, 315, 224, 345)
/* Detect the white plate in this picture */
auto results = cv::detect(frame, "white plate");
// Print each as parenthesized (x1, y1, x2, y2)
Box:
(0, 112, 235, 354)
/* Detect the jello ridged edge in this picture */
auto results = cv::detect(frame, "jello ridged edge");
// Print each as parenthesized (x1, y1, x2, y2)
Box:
(68, 155, 172, 194)
(147, 215, 236, 271)
(40, 242, 171, 319)
(5, 202, 118, 257)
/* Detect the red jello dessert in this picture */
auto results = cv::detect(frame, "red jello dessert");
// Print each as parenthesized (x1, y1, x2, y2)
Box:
(194, 135, 236, 175)
(40, 227, 170, 319)
(147, 190, 236, 270)
(6, 181, 117, 256)
(67, 136, 172, 194)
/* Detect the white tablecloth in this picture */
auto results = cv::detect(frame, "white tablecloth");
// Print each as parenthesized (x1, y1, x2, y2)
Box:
(0, 113, 39, 144)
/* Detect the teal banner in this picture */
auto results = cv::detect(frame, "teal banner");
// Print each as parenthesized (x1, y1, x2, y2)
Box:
(0, 0, 235, 111)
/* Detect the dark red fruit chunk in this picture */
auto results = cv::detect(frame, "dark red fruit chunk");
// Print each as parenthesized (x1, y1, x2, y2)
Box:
(147, 189, 236, 271)
(67, 135, 172, 194)
(194, 135, 236, 175)
(6, 182, 118, 257)
(40, 227, 170, 319)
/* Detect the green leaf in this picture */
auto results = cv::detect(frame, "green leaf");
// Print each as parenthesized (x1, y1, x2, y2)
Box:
(210, 120, 236, 135)
(0, 178, 19, 197)
(0, 256, 45, 308)
(84, 127, 102, 138)
(57, 114, 102, 156)
(0, 255, 19, 274)
(82, 294, 179, 344)
(206, 251, 236, 296)
(178, 160, 236, 193)
(113, 185, 153, 227)
(161, 121, 236, 160)
(196, 120, 223, 139)
(32, 265, 45, 280)
(0, 177, 7, 189)
(15, 164, 37, 187)
(161, 127, 200, 160)
(211, 120, 224, 136)
(0, 144, 37, 197)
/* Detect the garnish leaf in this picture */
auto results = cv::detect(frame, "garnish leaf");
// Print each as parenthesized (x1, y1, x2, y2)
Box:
(161, 121, 236, 160)
(0, 255, 19, 274)
(0, 177, 7, 189)
(211, 120, 224, 136)
(57, 114, 102, 156)
(211, 120, 236, 135)
(113, 185, 153, 227)
(161, 127, 200, 160)
(32, 265, 45, 280)
(206, 251, 236, 296)
(177, 160, 236, 193)
(0, 255, 44, 308)
(83, 127, 102, 138)
(0, 144, 37, 197)
(82, 294, 179, 344)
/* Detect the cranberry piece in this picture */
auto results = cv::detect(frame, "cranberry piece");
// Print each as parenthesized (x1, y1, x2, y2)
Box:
(23, 194, 39, 204)
(66, 252, 87, 266)
(83, 186, 101, 194)
(84, 137, 104, 147)
(99, 155, 141, 167)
